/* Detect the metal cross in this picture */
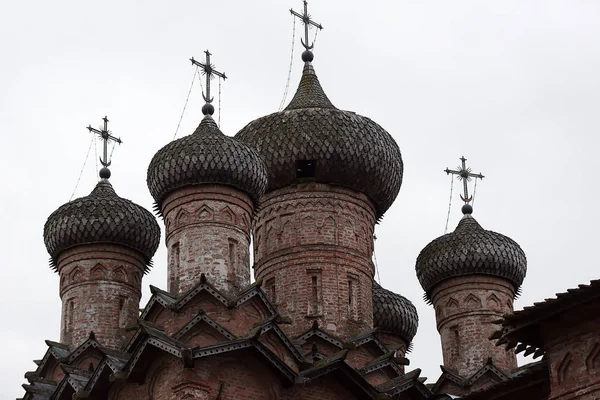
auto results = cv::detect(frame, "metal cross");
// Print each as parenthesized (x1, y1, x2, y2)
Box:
(290, 0, 323, 50)
(190, 50, 227, 104)
(86, 116, 122, 167)
(444, 156, 485, 203)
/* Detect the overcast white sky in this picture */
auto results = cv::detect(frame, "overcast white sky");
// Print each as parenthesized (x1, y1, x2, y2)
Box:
(2, 0, 600, 398)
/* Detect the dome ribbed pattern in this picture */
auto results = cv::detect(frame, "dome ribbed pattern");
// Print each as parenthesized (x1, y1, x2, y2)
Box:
(44, 181, 160, 269)
(416, 215, 527, 297)
(235, 64, 403, 218)
(147, 115, 268, 209)
(373, 281, 419, 344)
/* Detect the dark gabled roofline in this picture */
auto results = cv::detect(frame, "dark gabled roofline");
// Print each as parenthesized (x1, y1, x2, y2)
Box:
(347, 330, 388, 354)
(494, 279, 600, 352)
(247, 316, 305, 361)
(431, 360, 510, 394)
(298, 354, 380, 399)
(80, 352, 129, 397)
(460, 360, 549, 400)
(124, 322, 191, 377)
(139, 275, 276, 324)
(358, 351, 402, 377)
(172, 311, 237, 341)
(295, 322, 344, 349)
(35, 341, 71, 380)
(192, 339, 296, 384)
(377, 368, 432, 398)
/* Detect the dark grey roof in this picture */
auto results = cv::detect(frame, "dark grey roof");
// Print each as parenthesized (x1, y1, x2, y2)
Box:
(147, 115, 268, 210)
(44, 180, 160, 269)
(416, 214, 527, 298)
(235, 63, 403, 218)
(372, 281, 419, 344)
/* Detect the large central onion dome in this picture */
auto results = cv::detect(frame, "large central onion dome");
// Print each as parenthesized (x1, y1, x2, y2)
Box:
(416, 208, 527, 298)
(147, 115, 268, 210)
(235, 61, 403, 218)
(44, 179, 161, 270)
(373, 281, 419, 344)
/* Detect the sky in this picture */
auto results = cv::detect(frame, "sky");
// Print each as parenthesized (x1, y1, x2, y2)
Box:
(2, 0, 600, 397)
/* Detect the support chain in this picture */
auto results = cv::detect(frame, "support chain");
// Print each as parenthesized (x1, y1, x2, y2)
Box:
(279, 16, 297, 111)
(444, 176, 454, 234)
(173, 66, 199, 140)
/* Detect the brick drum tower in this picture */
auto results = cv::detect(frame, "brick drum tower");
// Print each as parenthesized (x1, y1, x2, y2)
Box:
(43, 151, 160, 351)
(416, 204, 527, 396)
(236, 49, 404, 340)
(147, 96, 267, 296)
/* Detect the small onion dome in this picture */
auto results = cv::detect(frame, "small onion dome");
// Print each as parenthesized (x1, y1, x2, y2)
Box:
(44, 180, 160, 270)
(373, 281, 419, 344)
(147, 115, 268, 210)
(235, 63, 403, 218)
(416, 214, 527, 298)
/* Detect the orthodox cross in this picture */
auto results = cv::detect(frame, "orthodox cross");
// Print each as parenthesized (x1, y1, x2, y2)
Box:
(190, 50, 227, 104)
(444, 156, 484, 203)
(86, 116, 122, 167)
(290, 0, 323, 50)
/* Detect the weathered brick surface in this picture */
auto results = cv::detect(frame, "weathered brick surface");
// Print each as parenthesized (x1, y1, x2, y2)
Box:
(544, 301, 600, 400)
(56, 244, 146, 350)
(253, 183, 376, 340)
(431, 275, 517, 378)
(161, 185, 254, 296)
(112, 352, 359, 400)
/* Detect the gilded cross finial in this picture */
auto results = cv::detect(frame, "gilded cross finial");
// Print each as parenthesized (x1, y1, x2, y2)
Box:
(290, 0, 323, 58)
(190, 50, 227, 116)
(86, 116, 122, 179)
(444, 156, 484, 210)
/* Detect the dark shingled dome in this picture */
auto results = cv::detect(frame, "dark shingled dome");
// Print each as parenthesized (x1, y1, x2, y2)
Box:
(373, 281, 419, 344)
(147, 115, 268, 209)
(235, 63, 403, 218)
(416, 214, 527, 298)
(44, 180, 160, 270)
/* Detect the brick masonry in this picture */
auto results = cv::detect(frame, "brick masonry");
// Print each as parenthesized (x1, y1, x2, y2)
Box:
(57, 244, 147, 350)
(544, 301, 600, 400)
(253, 182, 376, 340)
(430, 275, 517, 377)
(161, 185, 254, 296)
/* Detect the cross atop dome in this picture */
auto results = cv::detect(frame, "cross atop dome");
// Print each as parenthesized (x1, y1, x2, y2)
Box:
(86, 116, 122, 180)
(190, 50, 227, 116)
(290, 0, 323, 62)
(444, 156, 484, 214)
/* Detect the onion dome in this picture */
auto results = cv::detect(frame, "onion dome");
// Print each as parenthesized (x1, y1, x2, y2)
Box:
(235, 62, 403, 218)
(416, 207, 527, 298)
(147, 115, 268, 209)
(373, 281, 419, 344)
(44, 179, 161, 270)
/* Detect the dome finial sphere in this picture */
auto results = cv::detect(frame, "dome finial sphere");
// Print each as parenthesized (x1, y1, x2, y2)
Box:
(99, 167, 111, 179)
(462, 204, 473, 215)
(301, 50, 314, 62)
(202, 103, 215, 116)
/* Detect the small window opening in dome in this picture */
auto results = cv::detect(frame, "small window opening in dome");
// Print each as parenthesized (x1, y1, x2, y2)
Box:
(296, 160, 317, 179)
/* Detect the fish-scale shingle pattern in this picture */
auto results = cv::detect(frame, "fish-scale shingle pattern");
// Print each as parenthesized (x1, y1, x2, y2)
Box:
(235, 65, 403, 218)
(416, 215, 527, 297)
(373, 281, 419, 344)
(44, 181, 160, 268)
(147, 115, 268, 209)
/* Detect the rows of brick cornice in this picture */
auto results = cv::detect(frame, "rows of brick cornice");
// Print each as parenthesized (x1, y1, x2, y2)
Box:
(21, 283, 429, 400)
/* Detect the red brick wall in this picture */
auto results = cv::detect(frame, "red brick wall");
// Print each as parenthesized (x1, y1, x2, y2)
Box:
(112, 352, 360, 400)
(253, 183, 376, 340)
(161, 185, 254, 296)
(431, 275, 517, 377)
(544, 301, 600, 400)
(56, 244, 146, 350)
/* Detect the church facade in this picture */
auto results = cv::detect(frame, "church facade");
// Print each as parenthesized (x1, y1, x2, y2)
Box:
(19, 3, 600, 400)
